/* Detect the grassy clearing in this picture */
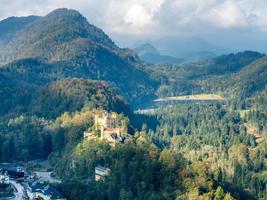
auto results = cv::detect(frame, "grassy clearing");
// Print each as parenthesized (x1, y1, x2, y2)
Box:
(154, 94, 225, 102)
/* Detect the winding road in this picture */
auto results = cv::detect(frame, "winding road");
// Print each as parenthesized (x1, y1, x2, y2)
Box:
(9, 180, 27, 200)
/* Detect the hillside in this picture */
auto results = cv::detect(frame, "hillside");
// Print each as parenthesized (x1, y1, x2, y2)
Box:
(0, 9, 157, 106)
(0, 16, 39, 45)
(29, 78, 130, 118)
(0, 72, 129, 119)
(143, 51, 265, 98)
(198, 56, 267, 98)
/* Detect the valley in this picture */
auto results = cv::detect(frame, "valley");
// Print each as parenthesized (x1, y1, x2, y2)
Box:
(0, 8, 266, 200)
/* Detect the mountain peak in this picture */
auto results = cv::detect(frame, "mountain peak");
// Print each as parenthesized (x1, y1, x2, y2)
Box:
(134, 43, 160, 55)
(0, 8, 117, 64)
(45, 8, 86, 23)
(47, 8, 81, 16)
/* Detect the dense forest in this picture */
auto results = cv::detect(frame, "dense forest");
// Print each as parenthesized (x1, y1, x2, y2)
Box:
(143, 51, 266, 98)
(0, 8, 266, 200)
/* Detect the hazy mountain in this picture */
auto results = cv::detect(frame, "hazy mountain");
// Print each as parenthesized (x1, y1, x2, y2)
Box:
(136, 36, 226, 61)
(0, 8, 157, 107)
(134, 43, 184, 64)
(0, 16, 39, 45)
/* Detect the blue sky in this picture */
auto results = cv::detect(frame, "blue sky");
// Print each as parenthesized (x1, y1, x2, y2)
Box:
(1, 0, 267, 52)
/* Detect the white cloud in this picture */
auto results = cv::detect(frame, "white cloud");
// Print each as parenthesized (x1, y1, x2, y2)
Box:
(207, 0, 248, 28)
(125, 4, 151, 27)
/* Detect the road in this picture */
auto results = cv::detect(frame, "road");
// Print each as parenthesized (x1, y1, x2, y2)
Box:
(9, 180, 27, 200)
(35, 171, 61, 183)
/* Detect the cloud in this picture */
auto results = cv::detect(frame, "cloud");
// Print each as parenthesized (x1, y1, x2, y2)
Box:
(1, 0, 267, 34)
(125, 5, 151, 27)
(208, 1, 247, 28)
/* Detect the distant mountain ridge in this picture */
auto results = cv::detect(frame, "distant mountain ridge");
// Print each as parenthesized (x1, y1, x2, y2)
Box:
(134, 43, 184, 64)
(133, 37, 223, 61)
(143, 50, 266, 98)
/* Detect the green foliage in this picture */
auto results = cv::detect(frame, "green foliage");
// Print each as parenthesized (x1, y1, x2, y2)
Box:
(55, 139, 184, 200)
(0, 74, 130, 119)
(139, 103, 266, 199)
(0, 115, 52, 161)
(29, 78, 130, 118)
(214, 186, 225, 200)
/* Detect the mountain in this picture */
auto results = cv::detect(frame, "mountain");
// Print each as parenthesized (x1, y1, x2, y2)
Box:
(134, 43, 184, 64)
(0, 16, 39, 45)
(0, 8, 117, 63)
(134, 43, 159, 56)
(0, 8, 157, 107)
(199, 55, 267, 98)
(143, 51, 265, 98)
(136, 37, 225, 61)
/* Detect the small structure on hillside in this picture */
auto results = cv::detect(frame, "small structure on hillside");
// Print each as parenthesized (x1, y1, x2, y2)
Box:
(27, 182, 66, 200)
(0, 174, 9, 184)
(95, 166, 110, 181)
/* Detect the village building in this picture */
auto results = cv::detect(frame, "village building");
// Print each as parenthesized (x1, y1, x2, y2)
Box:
(27, 182, 66, 200)
(95, 166, 110, 181)
(0, 168, 24, 180)
(0, 174, 9, 184)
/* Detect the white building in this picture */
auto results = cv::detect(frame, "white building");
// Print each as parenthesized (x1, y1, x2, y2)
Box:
(95, 166, 110, 181)
(27, 182, 66, 200)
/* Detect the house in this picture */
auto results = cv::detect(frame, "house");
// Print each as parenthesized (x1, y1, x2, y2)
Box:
(0, 168, 24, 180)
(0, 174, 9, 184)
(27, 182, 66, 200)
(95, 166, 110, 181)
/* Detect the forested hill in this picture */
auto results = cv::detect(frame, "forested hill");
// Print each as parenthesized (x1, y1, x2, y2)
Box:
(198, 55, 267, 99)
(0, 75, 130, 119)
(0, 8, 157, 107)
(144, 51, 266, 99)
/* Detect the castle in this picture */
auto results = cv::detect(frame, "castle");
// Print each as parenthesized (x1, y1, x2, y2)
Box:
(84, 111, 126, 144)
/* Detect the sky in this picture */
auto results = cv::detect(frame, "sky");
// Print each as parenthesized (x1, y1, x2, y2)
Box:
(1, 0, 267, 53)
